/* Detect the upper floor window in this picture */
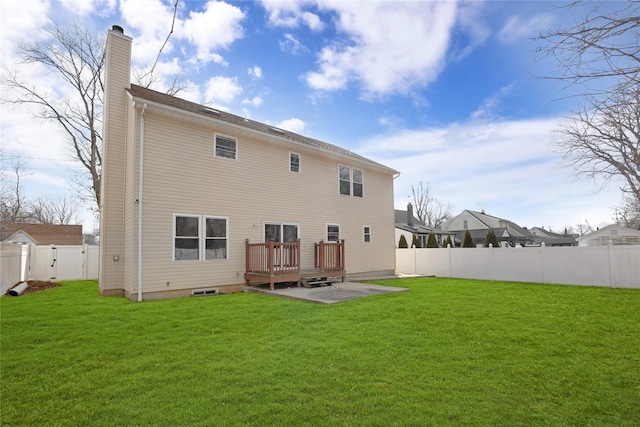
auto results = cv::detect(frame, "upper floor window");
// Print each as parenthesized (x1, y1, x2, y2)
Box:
(214, 134, 237, 160)
(339, 165, 363, 197)
(290, 152, 300, 173)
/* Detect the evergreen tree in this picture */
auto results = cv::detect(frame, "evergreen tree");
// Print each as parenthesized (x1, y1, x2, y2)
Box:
(462, 230, 475, 247)
(483, 228, 500, 247)
(426, 232, 439, 248)
(398, 234, 409, 248)
(443, 235, 454, 248)
(412, 234, 422, 248)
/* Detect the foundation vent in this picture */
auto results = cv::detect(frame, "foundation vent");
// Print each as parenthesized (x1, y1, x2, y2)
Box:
(192, 288, 219, 296)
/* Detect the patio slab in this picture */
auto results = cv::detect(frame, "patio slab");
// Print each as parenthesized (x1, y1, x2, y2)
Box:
(243, 281, 409, 304)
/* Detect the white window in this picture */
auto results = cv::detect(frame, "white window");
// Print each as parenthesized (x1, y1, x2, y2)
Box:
(353, 168, 363, 197)
(264, 223, 299, 242)
(214, 134, 237, 160)
(174, 214, 228, 261)
(339, 165, 363, 197)
(327, 224, 340, 242)
(363, 226, 371, 243)
(174, 215, 200, 261)
(205, 217, 228, 260)
(290, 152, 300, 173)
(339, 165, 351, 196)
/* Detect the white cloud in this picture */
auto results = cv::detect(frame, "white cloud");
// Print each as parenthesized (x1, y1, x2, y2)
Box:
(261, 0, 324, 31)
(355, 116, 620, 228)
(242, 96, 263, 107)
(277, 118, 305, 133)
(248, 66, 263, 79)
(0, 0, 51, 59)
(180, 0, 245, 63)
(498, 13, 554, 44)
(279, 33, 307, 55)
(204, 76, 242, 104)
(304, 1, 458, 96)
(470, 83, 517, 120)
(59, 0, 117, 17)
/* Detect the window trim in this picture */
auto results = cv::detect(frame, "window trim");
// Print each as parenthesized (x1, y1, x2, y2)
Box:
(214, 133, 238, 161)
(363, 225, 371, 243)
(338, 164, 363, 198)
(173, 213, 201, 262)
(264, 222, 300, 243)
(204, 216, 229, 260)
(327, 223, 340, 242)
(289, 152, 301, 173)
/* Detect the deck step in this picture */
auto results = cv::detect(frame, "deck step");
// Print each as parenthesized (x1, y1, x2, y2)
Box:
(301, 276, 332, 288)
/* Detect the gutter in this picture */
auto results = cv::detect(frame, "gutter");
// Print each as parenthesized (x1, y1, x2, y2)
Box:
(137, 102, 147, 302)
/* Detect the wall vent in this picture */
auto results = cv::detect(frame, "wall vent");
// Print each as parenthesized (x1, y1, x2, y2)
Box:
(192, 288, 219, 296)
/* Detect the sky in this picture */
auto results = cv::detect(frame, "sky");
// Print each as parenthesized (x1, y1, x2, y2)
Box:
(0, 0, 629, 234)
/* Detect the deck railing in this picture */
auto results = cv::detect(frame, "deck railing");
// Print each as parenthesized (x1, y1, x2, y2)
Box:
(245, 239, 301, 276)
(314, 239, 345, 272)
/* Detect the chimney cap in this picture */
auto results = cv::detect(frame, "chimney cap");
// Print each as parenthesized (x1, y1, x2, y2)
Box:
(111, 25, 124, 34)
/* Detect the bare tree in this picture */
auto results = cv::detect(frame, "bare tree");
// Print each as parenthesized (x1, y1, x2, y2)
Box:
(410, 181, 454, 229)
(2, 23, 105, 210)
(557, 80, 640, 209)
(28, 196, 79, 225)
(0, 158, 30, 223)
(536, 1, 640, 88)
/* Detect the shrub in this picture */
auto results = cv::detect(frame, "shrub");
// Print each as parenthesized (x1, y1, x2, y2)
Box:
(462, 230, 475, 247)
(443, 235, 454, 248)
(426, 232, 439, 248)
(483, 228, 500, 247)
(412, 234, 422, 248)
(398, 234, 409, 248)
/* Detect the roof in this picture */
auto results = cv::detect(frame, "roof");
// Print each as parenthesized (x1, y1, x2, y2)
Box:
(576, 224, 640, 245)
(127, 84, 399, 175)
(442, 210, 530, 239)
(0, 223, 83, 245)
(394, 209, 452, 235)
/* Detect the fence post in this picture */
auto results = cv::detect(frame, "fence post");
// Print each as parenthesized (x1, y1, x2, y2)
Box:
(608, 240, 615, 288)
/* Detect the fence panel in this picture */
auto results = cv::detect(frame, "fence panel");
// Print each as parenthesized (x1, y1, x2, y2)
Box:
(396, 246, 640, 288)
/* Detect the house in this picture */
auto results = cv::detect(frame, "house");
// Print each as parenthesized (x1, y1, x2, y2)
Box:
(576, 224, 640, 246)
(99, 26, 399, 301)
(394, 203, 455, 247)
(528, 227, 578, 247)
(0, 223, 83, 245)
(441, 210, 532, 247)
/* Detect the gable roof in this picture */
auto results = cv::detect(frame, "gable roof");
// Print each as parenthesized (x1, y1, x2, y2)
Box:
(442, 210, 530, 239)
(127, 85, 398, 175)
(1, 223, 83, 245)
(576, 224, 640, 245)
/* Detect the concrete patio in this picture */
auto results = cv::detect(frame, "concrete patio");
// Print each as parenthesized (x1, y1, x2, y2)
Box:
(243, 281, 409, 304)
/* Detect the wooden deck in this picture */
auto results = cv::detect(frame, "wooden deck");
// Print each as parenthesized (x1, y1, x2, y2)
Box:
(244, 239, 346, 290)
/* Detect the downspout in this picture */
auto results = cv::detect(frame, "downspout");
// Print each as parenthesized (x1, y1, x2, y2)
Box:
(137, 102, 147, 302)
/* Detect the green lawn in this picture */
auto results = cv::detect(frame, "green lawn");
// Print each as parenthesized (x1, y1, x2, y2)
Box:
(1, 278, 638, 426)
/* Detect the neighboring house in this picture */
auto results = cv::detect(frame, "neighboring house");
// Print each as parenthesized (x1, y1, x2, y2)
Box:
(0, 223, 83, 245)
(99, 26, 399, 300)
(441, 210, 532, 247)
(394, 203, 454, 247)
(576, 224, 640, 246)
(528, 227, 578, 247)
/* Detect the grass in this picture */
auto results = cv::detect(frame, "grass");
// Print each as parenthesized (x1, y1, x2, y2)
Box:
(1, 278, 639, 426)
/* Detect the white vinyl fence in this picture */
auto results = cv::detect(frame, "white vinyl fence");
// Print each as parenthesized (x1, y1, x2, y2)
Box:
(1, 243, 99, 295)
(396, 245, 640, 288)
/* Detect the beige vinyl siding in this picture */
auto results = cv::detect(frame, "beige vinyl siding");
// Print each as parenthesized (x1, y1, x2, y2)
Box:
(133, 109, 395, 293)
(99, 30, 132, 295)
